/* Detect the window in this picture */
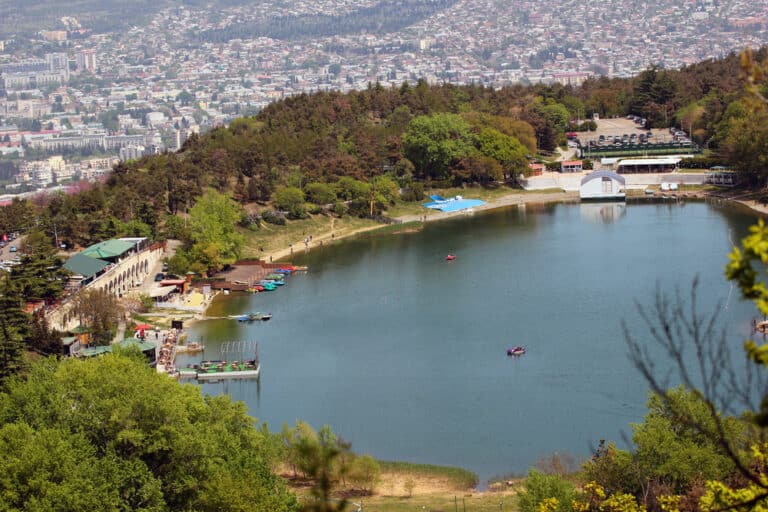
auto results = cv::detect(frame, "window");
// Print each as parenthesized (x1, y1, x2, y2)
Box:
(602, 177, 612, 194)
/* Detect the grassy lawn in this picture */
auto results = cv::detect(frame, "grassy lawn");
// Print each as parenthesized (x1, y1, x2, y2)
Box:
(240, 215, 379, 256)
(291, 460, 518, 512)
(343, 492, 516, 512)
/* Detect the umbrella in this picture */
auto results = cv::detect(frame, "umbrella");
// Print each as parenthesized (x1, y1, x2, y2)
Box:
(134, 323, 153, 331)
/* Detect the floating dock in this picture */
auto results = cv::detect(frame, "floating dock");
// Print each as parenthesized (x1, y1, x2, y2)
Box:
(178, 360, 261, 381)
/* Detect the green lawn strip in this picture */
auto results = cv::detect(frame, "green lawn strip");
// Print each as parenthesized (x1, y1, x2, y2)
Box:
(378, 461, 479, 489)
(343, 492, 514, 512)
(239, 215, 378, 256)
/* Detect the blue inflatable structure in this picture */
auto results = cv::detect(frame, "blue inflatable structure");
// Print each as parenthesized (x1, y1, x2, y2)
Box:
(422, 195, 485, 213)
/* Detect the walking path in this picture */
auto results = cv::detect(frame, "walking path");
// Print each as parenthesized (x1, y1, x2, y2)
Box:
(265, 190, 577, 262)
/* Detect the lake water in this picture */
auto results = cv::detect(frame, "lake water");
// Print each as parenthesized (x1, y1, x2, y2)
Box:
(179, 200, 760, 484)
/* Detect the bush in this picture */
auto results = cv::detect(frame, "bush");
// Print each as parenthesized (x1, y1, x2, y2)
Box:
(517, 469, 576, 512)
(272, 186, 307, 219)
(348, 455, 381, 494)
(305, 182, 337, 205)
(262, 210, 286, 225)
(333, 201, 348, 217)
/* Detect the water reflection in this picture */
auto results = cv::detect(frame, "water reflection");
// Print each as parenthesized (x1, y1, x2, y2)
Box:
(580, 202, 627, 224)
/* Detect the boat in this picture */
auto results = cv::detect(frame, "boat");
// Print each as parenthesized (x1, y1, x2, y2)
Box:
(258, 281, 277, 291)
(507, 346, 526, 356)
(445, 254, 456, 261)
(265, 273, 285, 281)
(249, 285, 265, 293)
(275, 268, 293, 274)
(228, 312, 273, 322)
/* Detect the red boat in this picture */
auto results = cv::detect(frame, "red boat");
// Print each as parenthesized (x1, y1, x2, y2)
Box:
(445, 254, 456, 261)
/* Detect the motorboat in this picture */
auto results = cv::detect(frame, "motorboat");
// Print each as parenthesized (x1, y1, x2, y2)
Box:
(507, 346, 526, 356)
(445, 254, 456, 261)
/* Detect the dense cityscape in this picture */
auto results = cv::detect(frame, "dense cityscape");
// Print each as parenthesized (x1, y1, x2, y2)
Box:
(0, 0, 766, 196)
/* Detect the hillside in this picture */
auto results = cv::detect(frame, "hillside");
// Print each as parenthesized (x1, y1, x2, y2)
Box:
(0, 49, 766, 273)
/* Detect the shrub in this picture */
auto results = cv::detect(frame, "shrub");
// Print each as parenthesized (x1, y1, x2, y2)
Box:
(305, 182, 337, 205)
(517, 469, 576, 512)
(333, 201, 348, 217)
(262, 210, 286, 225)
(272, 187, 307, 219)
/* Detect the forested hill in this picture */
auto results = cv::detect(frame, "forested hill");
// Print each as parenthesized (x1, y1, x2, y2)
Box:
(1, 49, 767, 268)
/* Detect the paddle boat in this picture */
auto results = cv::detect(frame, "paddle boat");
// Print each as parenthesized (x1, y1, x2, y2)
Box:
(258, 281, 277, 291)
(249, 285, 265, 293)
(265, 273, 285, 281)
(445, 254, 456, 261)
(507, 346, 526, 356)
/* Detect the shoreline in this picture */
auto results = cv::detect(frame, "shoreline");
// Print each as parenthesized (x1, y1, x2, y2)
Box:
(264, 190, 579, 263)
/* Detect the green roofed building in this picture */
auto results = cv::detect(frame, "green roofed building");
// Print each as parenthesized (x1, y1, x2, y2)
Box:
(64, 253, 110, 283)
(80, 239, 136, 261)
(78, 338, 157, 365)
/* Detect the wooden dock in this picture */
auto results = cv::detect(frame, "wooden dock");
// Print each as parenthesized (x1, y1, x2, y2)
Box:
(196, 260, 298, 291)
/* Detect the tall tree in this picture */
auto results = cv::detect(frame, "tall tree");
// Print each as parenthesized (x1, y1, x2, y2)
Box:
(187, 189, 245, 271)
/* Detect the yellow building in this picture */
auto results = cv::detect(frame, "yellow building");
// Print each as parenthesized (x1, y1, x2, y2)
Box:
(48, 155, 65, 171)
(41, 30, 67, 42)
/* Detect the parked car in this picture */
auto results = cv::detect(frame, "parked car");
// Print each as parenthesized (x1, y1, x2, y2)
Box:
(154, 272, 165, 282)
(9, 245, 16, 252)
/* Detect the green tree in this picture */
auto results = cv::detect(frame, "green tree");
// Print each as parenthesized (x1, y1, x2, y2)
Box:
(347, 454, 381, 494)
(11, 231, 69, 302)
(476, 127, 528, 179)
(304, 183, 337, 206)
(632, 388, 740, 492)
(0, 353, 298, 512)
(273, 187, 307, 219)
(402, 113, 475, 180)
(188, 189, 245, 270)
(517, 469, 576, 512)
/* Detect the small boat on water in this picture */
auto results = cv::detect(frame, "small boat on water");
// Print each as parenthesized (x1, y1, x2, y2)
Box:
(247, 312, 272, 321)
(445, 254, 456, 261)
(258, 281, 277, 291)
(249, 285, 265, 293)
(507, 346, 526, 356)
(265, 273, 285, 281)
(229, 312, 272, 322)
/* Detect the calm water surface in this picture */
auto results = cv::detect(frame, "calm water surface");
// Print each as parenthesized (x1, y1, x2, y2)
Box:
(180, 200, 759, 483)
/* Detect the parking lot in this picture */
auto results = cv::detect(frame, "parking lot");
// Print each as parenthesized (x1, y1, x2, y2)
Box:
(578, 118, 681, 145)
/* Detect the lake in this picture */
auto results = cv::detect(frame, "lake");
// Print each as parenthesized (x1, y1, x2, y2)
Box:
(179, 200, 759, 484)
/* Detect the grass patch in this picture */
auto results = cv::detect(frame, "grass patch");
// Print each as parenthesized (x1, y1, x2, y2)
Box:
(367, 221, 423, 236)
(379, 461, 479, 489)
(385, 201, 428, 218)
(240, 214, 378, 257)
(344, 493, 514, 512)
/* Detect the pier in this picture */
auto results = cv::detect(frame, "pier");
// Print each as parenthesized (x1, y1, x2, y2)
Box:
(175, 340, 261, 382)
